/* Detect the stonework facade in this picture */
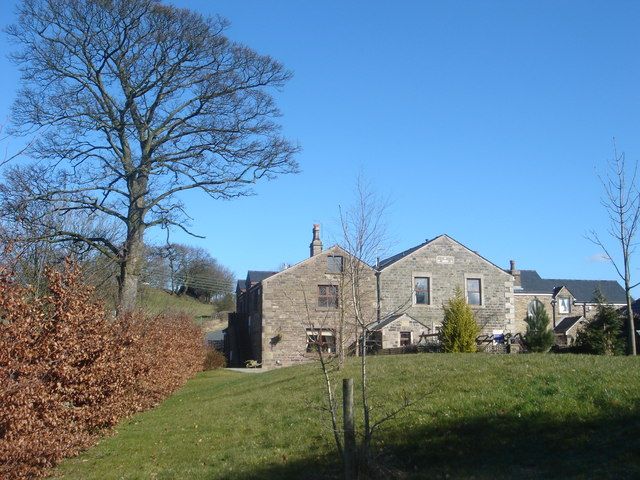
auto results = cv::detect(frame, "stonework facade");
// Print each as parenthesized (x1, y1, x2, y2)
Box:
(377, 235, 516, 336)
(259, 246, 376, 369)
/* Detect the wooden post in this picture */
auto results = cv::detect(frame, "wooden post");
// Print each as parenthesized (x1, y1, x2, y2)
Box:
(343, 378, 356, 479)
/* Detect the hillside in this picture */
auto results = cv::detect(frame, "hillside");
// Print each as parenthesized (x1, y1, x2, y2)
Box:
(52, 354, 640, 479)
(137, 286, 220, 321)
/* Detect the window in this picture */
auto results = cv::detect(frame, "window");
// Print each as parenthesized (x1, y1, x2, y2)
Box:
(414, 277, 430, 305)
(327, 255, 343, 273)
(306, 328, 336, 353)
(318, 285, 339, 308)
(558, 297, 571, 314)
(466, 278, 481, 305)
(400, 331, 412, 346)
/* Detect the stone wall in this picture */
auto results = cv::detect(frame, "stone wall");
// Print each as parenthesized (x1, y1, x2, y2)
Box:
(378, 236, 515, 335)
(260, 246, 377, 369)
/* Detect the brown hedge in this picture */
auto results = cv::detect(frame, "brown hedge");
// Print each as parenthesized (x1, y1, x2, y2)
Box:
(0, 261, 206, 480)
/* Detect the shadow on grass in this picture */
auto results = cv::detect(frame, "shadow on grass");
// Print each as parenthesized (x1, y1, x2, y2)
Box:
(220, 404, 640, 480)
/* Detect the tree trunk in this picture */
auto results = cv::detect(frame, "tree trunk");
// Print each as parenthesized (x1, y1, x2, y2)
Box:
(117, 226, 145, 313)
(117, 175, 148, 314)
(625, 286, 636, 355)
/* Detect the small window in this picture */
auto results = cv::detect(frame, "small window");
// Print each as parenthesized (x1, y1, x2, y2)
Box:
(318, 285, 339, 308)
(414, 277, 430, 305)
(327, 256, 343, 273)
(400, 331, 412, 346)
(466, 278, 481, 305)
(306, 328, 336, 353)
(558, 297, 571, 314)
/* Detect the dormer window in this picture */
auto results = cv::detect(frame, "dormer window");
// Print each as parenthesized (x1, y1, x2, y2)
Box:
(558, 297, 571, 314)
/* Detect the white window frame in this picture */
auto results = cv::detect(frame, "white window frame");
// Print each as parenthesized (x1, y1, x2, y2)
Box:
(412, 272, 432, 306)
(558, 297, 571, 314)
(464, 275, 483, 306)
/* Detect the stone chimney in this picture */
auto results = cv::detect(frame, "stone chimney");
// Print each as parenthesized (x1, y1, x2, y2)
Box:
(510, 260, 521, 287)
(310, 224, 323, 257)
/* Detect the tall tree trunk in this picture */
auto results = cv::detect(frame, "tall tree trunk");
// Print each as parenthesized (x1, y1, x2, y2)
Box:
(625, 261, 636, 355)
(117, 176, 148, 313)
(117, 227, 145, 313)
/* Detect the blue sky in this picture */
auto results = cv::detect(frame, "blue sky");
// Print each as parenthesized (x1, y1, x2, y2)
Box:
(1, 1, 639, 287)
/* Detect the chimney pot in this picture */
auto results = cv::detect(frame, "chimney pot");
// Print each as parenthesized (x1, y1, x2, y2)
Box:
(310, 224, 323, 257)
(509, 259, 521, 287)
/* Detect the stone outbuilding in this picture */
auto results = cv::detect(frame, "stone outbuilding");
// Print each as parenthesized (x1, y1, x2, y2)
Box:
(368, 313, 432, 349)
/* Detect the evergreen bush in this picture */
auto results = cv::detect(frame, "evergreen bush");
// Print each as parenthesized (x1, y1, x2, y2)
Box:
(524, 301, 555, 352)
(575, 292, 625, 355)
(440, 289, 479, 352)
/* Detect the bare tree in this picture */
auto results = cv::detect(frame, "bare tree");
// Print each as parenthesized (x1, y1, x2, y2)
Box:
(318, 177, 417, 478)
(588, 141, 638, 355)
(3, 0, 298, 312)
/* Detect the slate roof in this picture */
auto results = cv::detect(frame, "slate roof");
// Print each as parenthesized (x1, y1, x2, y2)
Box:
(554, 316, 585, 334)
(378, 241, 429, 269)
(246, 270, 277, 285)
(518, 270, 627, 304)
(236, 279, 247, 292)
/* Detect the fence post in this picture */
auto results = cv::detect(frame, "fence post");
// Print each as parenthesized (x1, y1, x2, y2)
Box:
(343, 378, 356, 479)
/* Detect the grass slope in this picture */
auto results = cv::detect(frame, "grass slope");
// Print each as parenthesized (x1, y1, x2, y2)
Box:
(137, 287, 216, 319)
(52, 354, 640, 479)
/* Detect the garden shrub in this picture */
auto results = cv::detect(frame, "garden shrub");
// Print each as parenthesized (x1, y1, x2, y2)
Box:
(0, 261, 205, 480)
(440, 289, 479, 352)
(203, 348, 227, 370)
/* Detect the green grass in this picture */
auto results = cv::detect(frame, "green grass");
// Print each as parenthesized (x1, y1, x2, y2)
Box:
(137, 287, 216, 319)
(51, 354, 640, 479)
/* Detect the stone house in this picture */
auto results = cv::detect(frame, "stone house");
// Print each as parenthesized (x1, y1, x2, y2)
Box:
(228, 225, 377, 368)
(509, 263, 627, 344)
(229, 228, 628, 367)
(376, 235, 516, 339)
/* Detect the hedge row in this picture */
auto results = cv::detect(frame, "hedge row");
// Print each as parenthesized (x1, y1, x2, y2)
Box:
(0, 262, 206, 479)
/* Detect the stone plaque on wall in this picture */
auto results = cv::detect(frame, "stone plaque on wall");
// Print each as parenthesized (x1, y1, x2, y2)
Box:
(436, 255, 455, 264)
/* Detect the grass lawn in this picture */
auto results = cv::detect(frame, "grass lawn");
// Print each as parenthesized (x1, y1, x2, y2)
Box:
(51, 354, 640, 479)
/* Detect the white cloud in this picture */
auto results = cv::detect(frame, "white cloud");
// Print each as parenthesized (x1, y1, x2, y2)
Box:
(587, 253, 610, 263)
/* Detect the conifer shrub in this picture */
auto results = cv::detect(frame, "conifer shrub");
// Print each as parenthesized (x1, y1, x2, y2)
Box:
(0, 261, 205, 480)
(440, 289, 479, 352)
(575, 292, 625, 355)
(524, 301, 555, 353)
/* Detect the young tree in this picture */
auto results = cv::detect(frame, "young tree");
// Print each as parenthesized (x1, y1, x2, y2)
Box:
(575, 292, 625, 356)
(440, 289, 479, 353)
(523, 301, 555, 353)
(588, 141, 638, 355)
(3, 0, 298, 312)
